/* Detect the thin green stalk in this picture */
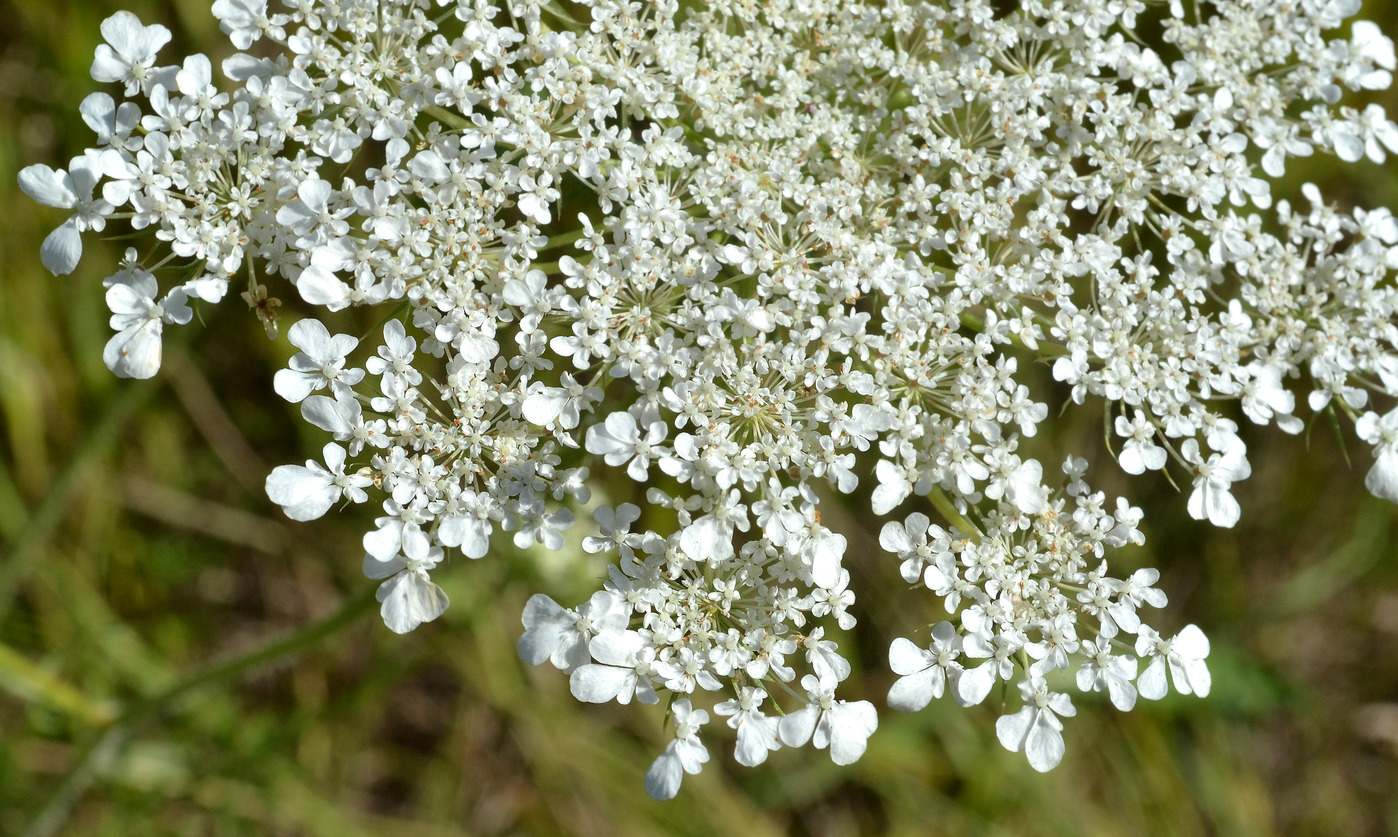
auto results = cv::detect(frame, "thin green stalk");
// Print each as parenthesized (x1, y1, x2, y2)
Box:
(0, 642, 118, 725)
(21, 585, 378, 837)
(422, 104, 472, 131)
(0, 382, 155, 621)
(145, 584, 377, 708)
(539, 227, 587, 251)
(928, 485, 983, 544)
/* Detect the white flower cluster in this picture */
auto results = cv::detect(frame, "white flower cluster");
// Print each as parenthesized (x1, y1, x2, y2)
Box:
(22, 0, 1398, 796)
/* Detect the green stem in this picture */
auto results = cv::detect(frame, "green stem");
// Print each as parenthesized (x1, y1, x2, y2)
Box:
(422, 104, 473, 131)
(147, 585, 377, 708)
(0, 382, 155, 621)
(21, 585, 378, 837)
(358, 298, 413, 342)
(540, 227, 587, 251)
(0, 642, 118, 726)
(928, 486, 983, 544)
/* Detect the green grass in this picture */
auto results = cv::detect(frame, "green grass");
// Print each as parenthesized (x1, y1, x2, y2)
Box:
(2, 0, 1398, 834)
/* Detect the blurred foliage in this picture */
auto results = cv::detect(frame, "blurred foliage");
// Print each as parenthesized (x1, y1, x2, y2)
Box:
(3, 0, 1398, 834)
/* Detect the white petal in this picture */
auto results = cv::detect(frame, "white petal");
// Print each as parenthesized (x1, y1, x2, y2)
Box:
(587, 630, 642, 667)
(680, 515, 733, 563)
(1137, 656, 1168, 700)
(1186, 481, 1208, 522)
(1118, 445, 1146, 475)
(362, 521, 403, 563)
(1181, 658, 1212, 698)
(1008, 459, 1047, 514)
(644, 747, 683, 801)
(956, 661, 997, 707)
(1366, 448, 1398, 501)
(734, 717, 780, 767)
(887, 667, 941, 712)
(41, 217, 84, 275)
(457, 332, 499, 364)
(522, 387, 568, 426)
(888, 637, 933, 676)
(287, 318, 333, 355)
(1023, 712, 1066, 772)
(1107, 674, 1138, 712)
(826, 701, 878, 765)
(377, 572, 448, 634)
(871, 462, 910, 514)
(569, 664, 632, 703)
(105, 278, 154, 318)
(517, 594, 572, 665)
(879, 520, 913, 553)
(361, 553, 405, 580)
(296, 265, 352, 310)
(18, 164, 76, 208)
(264, 463, 335, 521)
(995, 706, 1035, 753)
(1205, 486, 1240, 528)
(1334, 132, 1365, 162)
(673, 736, 709, 774)
(89, 46, 130, 85)
(102, 11, 171, 58)
(102, 321, 163, 379)
(809, 531, 846, 588)
(301, 394, 357, 436)
(1174, 624, 1210, 659)
(438, 515, 491, 558)
(778, 704, 819, 747)
(273, 370, 319, 403)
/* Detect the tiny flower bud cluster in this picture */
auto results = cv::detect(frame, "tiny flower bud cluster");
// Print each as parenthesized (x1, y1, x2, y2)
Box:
(22, 0, 1398, 796)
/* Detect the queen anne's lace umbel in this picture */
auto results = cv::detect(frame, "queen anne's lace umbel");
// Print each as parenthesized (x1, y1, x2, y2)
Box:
(23, 0, 1398, 797)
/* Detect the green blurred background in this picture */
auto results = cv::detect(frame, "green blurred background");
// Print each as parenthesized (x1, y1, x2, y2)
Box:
(3, 1, 1398, 834)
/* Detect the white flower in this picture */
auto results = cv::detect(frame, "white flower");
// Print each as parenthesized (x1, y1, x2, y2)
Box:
(879, 512, 950, 584)
(363, 523, 449, 634)
(1182, 438, 1251, 528)
(102, 266, 190, 379)
(365, 320, 421, 388)
(1114, 412, 1167, 475)
(1075, 639, 1139, 712)
(212, 0, 276, 50)
(18, 153, 114, 275)
(78, 92, 141, 151)
(1136, 624, 1212, 700)
(778, 675, 878, 765)
(886, 622, 964, 712)
(273, 319, 364, 403)
(644, 699, 710, 801)
(802, 627, 851, 684)
(569, 629, 659, 705)
(585, 411, 668, 480)
(1350, 20, 1396, 89)
(265, 443, 370, 521)
(802, 523, 847, 589)
(517, 591, 629, 673)
(509, 503, 575, 551)
(32, 0, 1398, 798)
(436, 488, 494, 559)
(1356, 408, 1398, 501)
(986, 456, 1047, 515)
(1240, 365, 1302, 434)
(89, 12, 171, 95)
(714, 687, 782, 767)
(995, 678, 1077, 772)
